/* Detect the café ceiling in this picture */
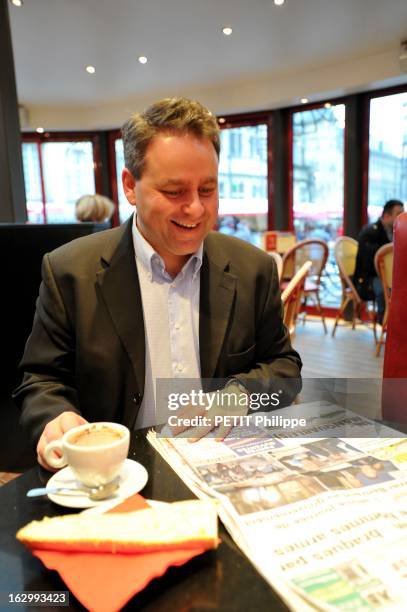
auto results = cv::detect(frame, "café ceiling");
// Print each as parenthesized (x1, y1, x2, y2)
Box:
(9, 0, 407, 112)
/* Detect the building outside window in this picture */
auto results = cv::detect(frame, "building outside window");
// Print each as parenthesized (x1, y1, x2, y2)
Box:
(292, 104, 346, 306)
(218, 124, 268, 246)
(114, 138, 134, 223)
(22, 143, 43, 223)
(368, 91, 407, 221)
(22, 139, 96, 223)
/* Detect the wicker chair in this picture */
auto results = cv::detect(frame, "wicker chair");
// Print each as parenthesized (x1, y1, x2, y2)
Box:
(332, 236, 377, 341)
(281, 239, 329, 333)
(268, 251, 283, 281)
(374, 243, 393, 356)
(281, 261, 312, 337)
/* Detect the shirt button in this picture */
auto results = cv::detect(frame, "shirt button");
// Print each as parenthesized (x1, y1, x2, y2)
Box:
(133, 393, 142, 404)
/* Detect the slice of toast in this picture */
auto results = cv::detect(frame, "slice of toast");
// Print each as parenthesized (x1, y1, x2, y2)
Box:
(17, 499, 219, 554)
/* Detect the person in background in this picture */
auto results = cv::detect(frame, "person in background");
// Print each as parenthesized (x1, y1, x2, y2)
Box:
(218, 215, 255, 244)
(75, 194, 115, 223)
(353, 199, 404, 322)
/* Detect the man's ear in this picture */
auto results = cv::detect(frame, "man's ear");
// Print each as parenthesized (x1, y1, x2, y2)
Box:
(122, 168, 137, 205)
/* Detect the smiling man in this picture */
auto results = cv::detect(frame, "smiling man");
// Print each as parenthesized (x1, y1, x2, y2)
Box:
(14, 97, 301, 470)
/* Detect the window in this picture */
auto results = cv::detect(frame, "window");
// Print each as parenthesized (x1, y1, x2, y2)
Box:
(229, 131, 242, 157)
(292, 104, 346, 306)
(231, 180, 244, 198)
(22, 137, 98, 223)
(368, 91, 407, 221)
(218, 124, 268, 246)
(42, 142, 95, 223)
(22, 143, 44, 223)
(114, 138, 134, 223)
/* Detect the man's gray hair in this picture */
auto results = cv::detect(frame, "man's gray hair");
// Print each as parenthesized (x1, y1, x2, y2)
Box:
(122, 97, 220, 179)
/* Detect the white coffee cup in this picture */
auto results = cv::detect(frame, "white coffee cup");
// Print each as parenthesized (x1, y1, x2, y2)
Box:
(43, 422, 130, 487)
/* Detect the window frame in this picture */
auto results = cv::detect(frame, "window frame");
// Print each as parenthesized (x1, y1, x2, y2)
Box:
(22, 131, 105, 224)
(107, 129, 122, 226)
(217, 110, 274, 230)
(287, 97, 348, 234)
(361, 83, 407, 226)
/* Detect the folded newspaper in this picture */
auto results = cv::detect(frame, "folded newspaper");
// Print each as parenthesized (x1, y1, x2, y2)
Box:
(148, 401, 407, 611)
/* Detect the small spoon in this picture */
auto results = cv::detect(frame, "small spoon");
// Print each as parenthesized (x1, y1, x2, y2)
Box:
(27, 481, 120, 501)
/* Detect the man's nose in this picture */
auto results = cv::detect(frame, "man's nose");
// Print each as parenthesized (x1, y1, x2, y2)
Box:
(183, 191, 205, 215)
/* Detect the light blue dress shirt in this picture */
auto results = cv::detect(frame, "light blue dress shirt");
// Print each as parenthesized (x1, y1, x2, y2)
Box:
(132, 215, 203, 428)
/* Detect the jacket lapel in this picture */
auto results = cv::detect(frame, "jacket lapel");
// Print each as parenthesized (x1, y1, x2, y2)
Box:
(199, 237, 237, 379)
(96, 218, 145, 397)
(95, 224, 236, 399)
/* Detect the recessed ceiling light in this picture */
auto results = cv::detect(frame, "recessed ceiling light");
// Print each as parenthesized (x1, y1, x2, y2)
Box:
(10, 0, 23, 7)
(324, 102, 332, 109)
(36, 127, 44, 134)
(138, 56, 148, 64)
(86, 65, 96, 74)
(274, 0, 285, 5)
(222, 27, 233, 36)
(301, 98, 309, 104)
(218, 117, 226, 124)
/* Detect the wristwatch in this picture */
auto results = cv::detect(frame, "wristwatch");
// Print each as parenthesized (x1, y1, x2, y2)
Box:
(224, 378, 249, 396)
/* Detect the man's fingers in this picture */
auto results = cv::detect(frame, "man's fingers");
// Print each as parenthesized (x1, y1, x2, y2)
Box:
(169, 405, 206, 436)
(36, 411, 88, 472)
(60, 411, 87, 433)
(36, 451, 59, 473)
(214, 423, 233, 442)
(187, 422, 216, 443)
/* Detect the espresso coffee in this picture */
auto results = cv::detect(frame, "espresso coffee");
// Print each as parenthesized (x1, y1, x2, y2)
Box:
(44, 421, 130, 486)
(69, 426, 123, 447)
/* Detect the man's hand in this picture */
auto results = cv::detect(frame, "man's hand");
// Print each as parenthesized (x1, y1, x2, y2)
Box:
(170, 383, 249, 442)
(36, 411, 88, 471)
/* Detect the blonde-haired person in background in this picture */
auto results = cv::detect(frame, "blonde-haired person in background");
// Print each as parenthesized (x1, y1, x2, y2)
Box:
(75, 194, 115, 223)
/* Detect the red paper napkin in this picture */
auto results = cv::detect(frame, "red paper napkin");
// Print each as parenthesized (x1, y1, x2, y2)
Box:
(32, 494, 208, 612)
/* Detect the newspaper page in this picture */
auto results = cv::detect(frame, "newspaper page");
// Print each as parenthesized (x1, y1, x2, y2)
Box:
(148, 402, 407, 611)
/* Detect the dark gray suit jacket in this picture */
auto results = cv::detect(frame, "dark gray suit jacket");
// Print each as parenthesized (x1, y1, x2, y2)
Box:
(13, 217, 301, 445)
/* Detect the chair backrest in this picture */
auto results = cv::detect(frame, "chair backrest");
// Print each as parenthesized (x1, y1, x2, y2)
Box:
(281, 239, 328, 284)
(281, 261, 312, 335)
(0, 222, 108, 392)
(334, 236, 361, 304)
(382, 213, 407, 422)
(268, 251, 283, 281)
(374, 243, 393, 294)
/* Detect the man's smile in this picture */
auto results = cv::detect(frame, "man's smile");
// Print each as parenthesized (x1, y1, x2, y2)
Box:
(171, 220, 200, 229)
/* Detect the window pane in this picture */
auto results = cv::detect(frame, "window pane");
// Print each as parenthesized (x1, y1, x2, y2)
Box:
(368, 92, 407, 222)
(292, 105, 345, 306)
(22, 143, 44, 223)
(115, 139, 134, 223)
(218, 125, 268, 246)
(42, 141, 95, 223)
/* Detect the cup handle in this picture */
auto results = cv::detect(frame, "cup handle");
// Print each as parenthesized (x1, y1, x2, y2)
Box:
(43, 439, 67, 469)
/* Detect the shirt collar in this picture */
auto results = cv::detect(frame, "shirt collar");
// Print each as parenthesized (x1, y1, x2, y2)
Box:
(132, 213, 203, 281)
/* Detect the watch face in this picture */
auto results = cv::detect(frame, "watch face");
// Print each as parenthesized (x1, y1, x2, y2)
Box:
(226, 379, 246, 393)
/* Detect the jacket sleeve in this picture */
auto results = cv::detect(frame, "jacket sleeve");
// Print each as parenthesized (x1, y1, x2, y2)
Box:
(12, 254, 81, 446)
(356, 230, 380, 280)
(235, 256, 302, 406)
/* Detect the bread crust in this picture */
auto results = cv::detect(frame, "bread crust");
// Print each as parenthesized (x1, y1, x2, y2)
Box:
(17, 499, 219, 554)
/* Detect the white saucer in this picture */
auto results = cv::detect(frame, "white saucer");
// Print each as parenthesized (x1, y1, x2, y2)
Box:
(46, 459, 148, 509)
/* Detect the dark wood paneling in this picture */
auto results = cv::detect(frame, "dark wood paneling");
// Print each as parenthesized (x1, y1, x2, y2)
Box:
(271, 109, 291, 230)
(0, 0, 27, 222)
